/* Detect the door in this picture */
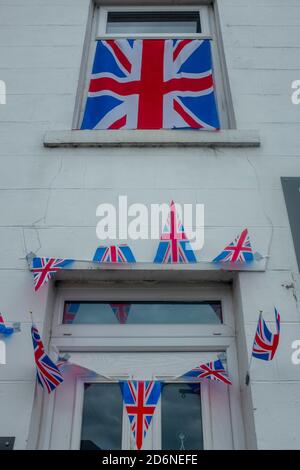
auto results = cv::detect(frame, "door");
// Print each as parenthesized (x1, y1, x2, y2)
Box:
(47, 351, 234, 450)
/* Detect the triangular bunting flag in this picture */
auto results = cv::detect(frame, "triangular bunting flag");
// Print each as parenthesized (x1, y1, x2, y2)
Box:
(180, 358, 232, 385)
(0, 314, 14, 336)
(31, 324, 64, 393)
(154, 201, 197, 263)
(121, 380, 161, 450)
(110, 303, 131, 324)
(252, 308, 280, 361)
(213, 228, 253, 264)
(32, 257, 74, 292)
(93, 244, 136, 263)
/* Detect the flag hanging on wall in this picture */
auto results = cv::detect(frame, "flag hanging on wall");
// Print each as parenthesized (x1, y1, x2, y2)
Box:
(31, 324, 64, 393)
(180, 358, 232, 385)
(93, 244, 136, 263)
(252, 308, 280, 361)
(213, 228, 254, 264)
(32, 257, 74, 292)
(121, 380, 161, 450)
(81, 39, 220, 130)
(0, 314, 14, 336)
(110, 303, 131, 324)
(154, 201, 197, 263)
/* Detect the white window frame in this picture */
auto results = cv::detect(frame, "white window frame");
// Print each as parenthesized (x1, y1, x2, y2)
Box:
(74, 2, 234, 130)
(51, 284, 235, 350)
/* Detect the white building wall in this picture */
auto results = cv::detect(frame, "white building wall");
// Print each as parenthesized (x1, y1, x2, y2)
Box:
(0, 0, 299, 449)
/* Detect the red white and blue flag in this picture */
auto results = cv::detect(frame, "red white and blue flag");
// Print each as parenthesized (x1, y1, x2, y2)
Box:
(252, 308, 280, 361)
(81, 39, 220, 130)
(110, 303, 131, 324)
(154, 201, 197, 263)
(32, 257, 74, 292)
(93, 245, 136, 263)
(121, 380, 161, 450)
(213, 229, 254, 264)
(63, 302, 80, 324)
(31, 324, 64, 393)
(181, 358, 232, 385)
(0, 314, 14, 336)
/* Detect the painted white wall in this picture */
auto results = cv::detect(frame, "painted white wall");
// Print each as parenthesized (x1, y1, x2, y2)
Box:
(0, 0, 300, 449)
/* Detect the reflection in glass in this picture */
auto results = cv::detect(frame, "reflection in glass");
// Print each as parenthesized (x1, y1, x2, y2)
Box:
(63, 301, 222, 325)
(80, 383, 123, 450)
(106, 12, 201, 34)
(161, 383, 203, 450)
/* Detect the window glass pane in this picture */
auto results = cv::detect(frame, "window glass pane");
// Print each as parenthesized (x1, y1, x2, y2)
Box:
(106, 12, 201, 34)
(161, 383, 203, 450)
(63, 301, 222, 325)
(281, 177, 300, 272)
(80, 383, 123, 450)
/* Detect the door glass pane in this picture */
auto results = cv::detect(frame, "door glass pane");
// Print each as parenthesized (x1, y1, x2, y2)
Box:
(161, 383, 204, 450)
(63, 301, 222, 325)
(106, 12, 201, 34)
(80, 383, 123, 450)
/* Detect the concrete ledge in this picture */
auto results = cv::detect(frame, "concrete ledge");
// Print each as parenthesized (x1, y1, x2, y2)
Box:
(44, 129, 260, 148)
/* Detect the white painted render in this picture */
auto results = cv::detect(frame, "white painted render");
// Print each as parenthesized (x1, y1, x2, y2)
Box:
(0, 0, 299, 450)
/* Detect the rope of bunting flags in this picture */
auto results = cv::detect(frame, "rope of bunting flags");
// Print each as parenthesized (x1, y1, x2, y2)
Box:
(26, 202, 265, 292)
(0, 305, 278, 449)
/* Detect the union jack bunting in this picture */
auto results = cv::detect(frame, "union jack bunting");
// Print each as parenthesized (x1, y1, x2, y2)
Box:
(252, 308, 280, 361)
(81, 39, 220, 130)
(93, 245, 136, 263)
(63, 302, 80, 324)
(32, 257, 74, 292)
(213, 229, 254, 264)
(110, 303, 131, 324)
(121, 380, 161, 450)
(31, 324, 64, 393)
(181, 358, 232, 385)
(0, 314, 14, 336)
(154, 201, 197, 263)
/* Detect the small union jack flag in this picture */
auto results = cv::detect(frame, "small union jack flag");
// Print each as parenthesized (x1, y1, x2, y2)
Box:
(181, 358, 232, 385)
(154, 201, 197, 264)
(32, 257, 74, 292)
(63, 302, 80, 324)
(121, 380, 161, 450)
(81, 39, 219, 130)
(252, 308, 280, 361)
(110, 303, 131, 324)
(213, 229, 254, 264)
(93, 245, 136, 263)
(0, 314, 14, 336)
(31, 324, 64, 393)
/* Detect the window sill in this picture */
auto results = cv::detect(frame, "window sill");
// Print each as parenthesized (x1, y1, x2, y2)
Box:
(43, 129, 260, 149)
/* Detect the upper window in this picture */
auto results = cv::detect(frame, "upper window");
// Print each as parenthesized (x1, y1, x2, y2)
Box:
(75, 4, 233, 130)
(106, 11, 201, 34)
(281, 177, 300, 272)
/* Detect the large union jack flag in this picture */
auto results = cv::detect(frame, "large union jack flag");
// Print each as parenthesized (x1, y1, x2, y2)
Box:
(93, 244, 136, 263)
(252, 308, 280, 361)
(181, 358, 232, 385)
(32, 257, 74, 292)
(121, 380, 161, 450)
(0, 314, 14, 336)
(154, 201, 197, 263)
(31, 324, 64, 393)
(213, 229, 254, 264)
(81, 39, 220, 130)
(110, 303, 131, 324)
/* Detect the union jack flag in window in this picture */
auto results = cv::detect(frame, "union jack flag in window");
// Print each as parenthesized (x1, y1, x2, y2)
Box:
(213, 228, 254, 264)
(121, 380, 161, 450)
(81, 39, 220, 130)
(252, 308, 280, 361)
(31, 324, 64, 393)
(181, 358, 232, 385)
(32, 257, 74, 292)
(110, 303, 131, 324)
